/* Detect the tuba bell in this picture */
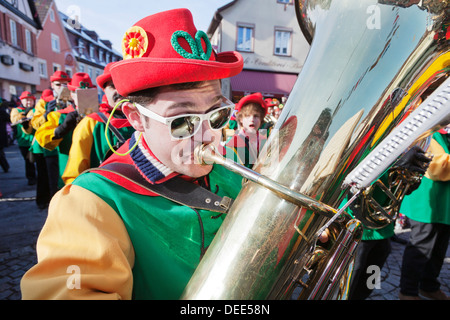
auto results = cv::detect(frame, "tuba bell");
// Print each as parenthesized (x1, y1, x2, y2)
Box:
(182, 0, 450, 300)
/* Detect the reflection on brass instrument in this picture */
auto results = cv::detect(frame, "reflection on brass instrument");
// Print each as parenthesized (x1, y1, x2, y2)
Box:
(182, 0, 450, 300)
(343, 76, 450, 229)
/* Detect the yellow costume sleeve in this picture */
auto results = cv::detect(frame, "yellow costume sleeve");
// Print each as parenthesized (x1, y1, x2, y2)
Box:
(62, 117, 96, 185)
(30, 99, 47, 130)
(426, 138, 450, 182)
(10, 107, 23, 124)
(34, 111, 62, 151)
(20, 184, 135, 300)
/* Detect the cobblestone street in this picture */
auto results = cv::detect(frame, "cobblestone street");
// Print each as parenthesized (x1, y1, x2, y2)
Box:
(0, 144, 449, 300)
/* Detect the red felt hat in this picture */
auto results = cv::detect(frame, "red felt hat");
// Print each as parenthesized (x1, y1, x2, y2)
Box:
(68, 72, 96, 91)
(264, 98, 278, 108)
(235, 92, 268, 115)
(19, 91, 36, 100)
(50, 70, 71, 83)
(110, 8, 243, 96)
(41, 89, 54, 102)
(96, 62, 116, 89)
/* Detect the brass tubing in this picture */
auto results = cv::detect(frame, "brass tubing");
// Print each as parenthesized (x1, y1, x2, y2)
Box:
(195, 144, 340, 220)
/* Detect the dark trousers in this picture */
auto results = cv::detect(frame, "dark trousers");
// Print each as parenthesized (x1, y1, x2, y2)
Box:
(348, 238, 391, 300)
(19, 146, 36, 183)
(45, 155, 59, 198)
(400, 218, 450, 296)
(33, 153, 50, 208)
(0, 147, 9, 172)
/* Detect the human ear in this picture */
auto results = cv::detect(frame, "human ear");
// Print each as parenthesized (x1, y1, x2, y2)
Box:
(122, 101, 145, 132)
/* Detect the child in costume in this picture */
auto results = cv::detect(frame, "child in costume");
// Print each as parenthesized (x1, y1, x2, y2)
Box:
(62, 63, 135, 184)
(10, 91, 36, 185)
(34, 73, 96, 190)
(31, 71, 71, 200)
(224, 92, 268, 168)
(21, 8, 244, 300)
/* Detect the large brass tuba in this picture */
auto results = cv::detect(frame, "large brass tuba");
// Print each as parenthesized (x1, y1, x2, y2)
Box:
(182, 0, 450, 300)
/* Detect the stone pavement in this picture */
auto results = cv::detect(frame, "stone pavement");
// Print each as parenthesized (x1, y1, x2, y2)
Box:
(0, 144, 448, 300)
(0, 144, 47, 300)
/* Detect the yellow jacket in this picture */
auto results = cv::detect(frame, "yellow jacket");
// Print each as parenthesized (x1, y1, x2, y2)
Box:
(34, 110, 64, 151)
(30, 98, 48, 130)
(20, 184, 135, 299)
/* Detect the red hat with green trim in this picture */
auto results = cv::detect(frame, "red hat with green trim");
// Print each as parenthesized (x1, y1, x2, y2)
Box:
(50, 70, 71, 83)
(235, 92, 268, 115)
(19, 91, 36, 100)
(96, 62, 116, 89)
(68, 72, 96, 91)
(41, 89, 54, 102)
(110, 8, 243, 96)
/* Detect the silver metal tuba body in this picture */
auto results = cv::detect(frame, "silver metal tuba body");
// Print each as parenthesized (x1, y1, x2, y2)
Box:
(182, 0, 450, 300)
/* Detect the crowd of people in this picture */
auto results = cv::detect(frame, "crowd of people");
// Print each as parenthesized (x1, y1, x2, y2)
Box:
(0, 8, 447, 300)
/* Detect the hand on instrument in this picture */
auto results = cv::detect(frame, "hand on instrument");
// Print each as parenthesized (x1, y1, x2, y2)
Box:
(395, 145, 431, 175)
(394, 146, 432, 195)
(53, 111, 78, 139)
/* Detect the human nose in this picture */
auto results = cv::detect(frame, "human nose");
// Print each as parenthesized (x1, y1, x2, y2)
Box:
(193, 119, 214, 144)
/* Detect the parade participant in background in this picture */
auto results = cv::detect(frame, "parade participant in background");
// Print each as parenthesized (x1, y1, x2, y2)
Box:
(224, 92, 268, 168)
(21, 8, 244, 300)
(10, 91, 36, 185)
(35, 73, 96, 191)
(29, 89, 55, 209)
(31, 71, 71, 201)
(399, 126, 450, 300)
(62, 63, 135, 184)
(0, 100, 10, 175)
(263, 97, 278, 130)
(347, 145, 432, 300)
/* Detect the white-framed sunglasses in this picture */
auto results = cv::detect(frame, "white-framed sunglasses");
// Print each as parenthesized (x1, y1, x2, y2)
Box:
(134, 96, 234, 140)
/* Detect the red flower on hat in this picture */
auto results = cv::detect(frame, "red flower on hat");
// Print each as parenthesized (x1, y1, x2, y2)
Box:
(122, 26, 148, 59)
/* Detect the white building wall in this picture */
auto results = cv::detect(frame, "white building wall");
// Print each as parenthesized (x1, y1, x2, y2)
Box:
(216, 0, 310, 73)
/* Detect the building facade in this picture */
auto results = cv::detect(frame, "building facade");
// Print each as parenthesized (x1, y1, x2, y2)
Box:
(59, 10, 121, 97)
(34, 0, 74, 95)
(0, 0, 42, 101)
(208, 0, 310, 101)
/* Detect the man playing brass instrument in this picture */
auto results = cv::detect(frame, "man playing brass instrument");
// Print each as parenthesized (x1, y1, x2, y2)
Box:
(21, 8, 244, 299)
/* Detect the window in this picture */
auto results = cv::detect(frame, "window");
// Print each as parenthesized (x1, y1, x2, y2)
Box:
(38, 60, 48, 78)
(65, 68, 72, 78)
(274, 29, 292, 56)
(89, 45, 94, 58)
(25, 29, 32, 54)
(51, 34, 60, 52)
(236, 25, 254, 52)
(99, 49, 104, 62)
(88, 67, 93, 78)
(53, 63, 61, 73)
(49, 9, 55, 22)
(79, 64, 85, 72)
(77, 39, 84, 55)
(106, 53, 110, 64)
(10, 20, 18, 46)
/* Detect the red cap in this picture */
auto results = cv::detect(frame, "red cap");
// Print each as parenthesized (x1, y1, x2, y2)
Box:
(110, 8, 243, 96)
(67, 72, 96, 91)
(96, 62, 116, 89)
(19, 91, 36, 100)
(235, 92, 268, 115)
(50, 70, 71, 83)
(264, 98, 278, 108)
(41, 89, 54, 102)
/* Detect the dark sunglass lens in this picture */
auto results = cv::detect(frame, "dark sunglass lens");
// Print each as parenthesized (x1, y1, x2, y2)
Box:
(171, 116, 200, 138)
(210, 108, 231, 129)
